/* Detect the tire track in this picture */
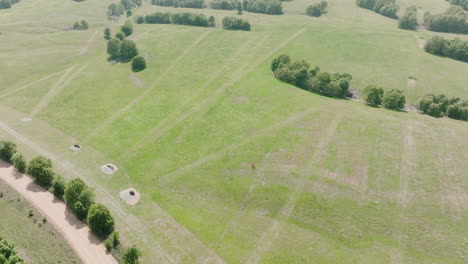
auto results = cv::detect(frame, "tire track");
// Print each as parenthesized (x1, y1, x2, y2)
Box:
(127, 28, 306, 156)
(124, 34, 264, 157)
(80, 30, 99, 55)
(0, 71, 63, 99)
(30, 64, 86, 117)
(86, 30, 213, 139)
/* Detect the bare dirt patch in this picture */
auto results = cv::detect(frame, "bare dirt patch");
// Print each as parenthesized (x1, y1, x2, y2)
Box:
(418, 38, 425, 49)
(120, 188, 141, 205)
(129, 74, 145, 88)
(407, 78, 416, 88)
(100, 163, 118, 175)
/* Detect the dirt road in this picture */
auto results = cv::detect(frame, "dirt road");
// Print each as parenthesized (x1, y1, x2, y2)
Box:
(0, 160, 117, 264)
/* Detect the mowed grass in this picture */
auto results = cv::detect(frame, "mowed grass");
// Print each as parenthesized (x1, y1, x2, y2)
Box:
(0, 0, 467, 263)
(0, 181, 81, 264)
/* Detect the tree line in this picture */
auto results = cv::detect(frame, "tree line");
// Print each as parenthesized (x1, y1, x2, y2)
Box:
(424, 35, 468, 62)
(448, 0, 468, 11)
(418, 94, 468, 121)
(0, 237, 23, 264)
(243, 0, 283, 15)
(210, 0, 239, 10)
(423, 6, 468, 34)
(222, 16, 251, 31)
(398, 6, 417, 30)
(137, 12, 215, 27)
(0, 0, 20, 9)
(105, 21, 146, 72)
(356, 0, 399, 19)
(271, 55, 353, 98)
(0, 141, 143, 263)
(108, 0, 141, 18)
(151, 0, 205, 8)
(307, 1, 328, 17)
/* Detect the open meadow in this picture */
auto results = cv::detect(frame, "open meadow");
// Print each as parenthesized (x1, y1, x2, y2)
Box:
(0, 0, 467, 263)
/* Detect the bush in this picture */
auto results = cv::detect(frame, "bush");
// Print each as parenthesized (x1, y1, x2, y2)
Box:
(423, 6, 468, 34)
(105, 239, 113, 252)
(0, 140, 17, 163)
(362, 85, 384, 106)
(27, 156, 54, 187)
(123, 246, 142, 264)
(121, 21, 133, 36)
(417, 93, 468, 121)
(50, 175, 66, 200)
(306, 1, 328, 17)
(104, 27, 111, 40)
(222, 16, 251, 31)
(120, 39, 138, 61)
(11, 154, 26, 173)
(398, 6, 418, 30)
(72, 20, 88, 30)
(87, 204, 115, 237)
(131, 56, 146, 72)
(243, 0, 283, 15)
(424, 36, 468, 63)
(107, 38, 122, 59)
(64, 178, 95, 220)
(356, 0, 399, 19)
(382, 89, 406, 110)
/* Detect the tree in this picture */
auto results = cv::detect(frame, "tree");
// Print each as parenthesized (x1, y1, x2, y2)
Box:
(271, 54, 291, 72)
(116, 31, 125, 40)
(0, 237, 24, 264)
(104, 27, 111, 40)
(427, 103, 442, 117)
(306, 1, 328, 17)
(107, 38, 122, 59)
(0, 140, 17, 163)
(73, 21, 80, 30)
(27, 156, 54, 187)
(0, 0, 12, 9)
(50, 175, 66, 200)
(127, 10, 132, 17)
(362, 85, 384, 106)
(136, 16, 145, 24)
(398, 6, 418, 30)
(123, 246, 142, 264)
(108, 3, 125, 17)
(64, 178, 95, 220)
(208, 16, 215, 27)
(80, 20, 89, 30)
(382, 89, 406, 110)
(120, 39, 138, 61)
(121, 21, 133, 36)
(11, 154, 26, 173)
(87, 204, 115, 237)
(237, 1, 243, 14)
(131, 56, 146, 72)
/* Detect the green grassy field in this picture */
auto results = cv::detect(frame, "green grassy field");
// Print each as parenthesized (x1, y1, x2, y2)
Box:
(0, 0, 467, 263)
(0, 181, 81, 263)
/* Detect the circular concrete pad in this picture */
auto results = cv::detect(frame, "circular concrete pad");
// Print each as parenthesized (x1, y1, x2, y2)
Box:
(119, 188, 141, 205)
(100, 163, 118, 175)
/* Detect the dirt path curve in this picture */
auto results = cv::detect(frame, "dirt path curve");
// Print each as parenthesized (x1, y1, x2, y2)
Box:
(0, 160, 117, 264)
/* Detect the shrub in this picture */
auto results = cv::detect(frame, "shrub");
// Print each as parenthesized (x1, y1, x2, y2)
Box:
(11, 154, 26, 173)
(424, 36, 468, 63)
(0, 140, 17, 163)
(105, 239, 113, 252)
(104, 27, 111, 40)
(222, 16, 251, 31)
(72, 20, 88, 30)
(382, 89, 406, 110)
(362, 85, 384, 106)
(27, 156, 54, 187)
(107, 38, 122, 59)
(398, 6, 418, 30)
(87, 204, 115, 237)
(50, 175, 66, 200)
(123, 246, 142, 264)
(121, 21, 133, 36)
(243, 0, 283, 15)
(306, 1, 328, 17)
(64, 178, 95, 220)
(131, 56, 146, 72)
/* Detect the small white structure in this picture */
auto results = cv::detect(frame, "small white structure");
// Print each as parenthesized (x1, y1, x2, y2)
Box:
(70, 144, 81, 151)
(119, 188, 141, 205)
(100, 163, 119, 175)
(20, 117, 32, 123)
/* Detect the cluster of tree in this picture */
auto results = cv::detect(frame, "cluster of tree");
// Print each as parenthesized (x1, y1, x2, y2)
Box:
(424, 35, 468, 62)
(151, 0, 205, 8)
(139, 12, 215, 27)
(423, 6, 468, 34)
(418, 94, 468, 121)
(222, 16, 251, 31)
(0, 237, 24, 264)
(72, 0, 87, 2)
(448, 0, 468, 11)
(356, 0, 399, 19)
(210, 0, 239, 10)
(362, 85, 406, 110)
(398, 6, 418, 30)
(72, 20, 89, 30)
(243, 0, 283, 15)
(0, 0, 20, 10)
(306, 1, 328, 17)
(108, 3, 125, 17)
(271, 55, 353, 98)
